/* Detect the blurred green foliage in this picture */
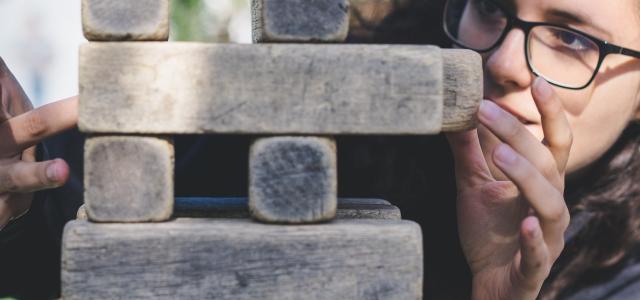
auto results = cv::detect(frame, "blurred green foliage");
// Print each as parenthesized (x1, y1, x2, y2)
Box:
(171, 0, 249, 42)
(171, 0, 207, 41)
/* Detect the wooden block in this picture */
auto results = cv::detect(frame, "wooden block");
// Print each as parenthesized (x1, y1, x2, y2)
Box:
(336, 198, 402, 219)
(173, 197, 401, 220)
(252, 0, 350, 43)
(79, 43, 482, 134)
(76, 204, 87, 220)
(442, 50, 483, 131)
(84, 136, 174, 222)
(249, 137, 337, 223)
(62, 218, 423, 299)
(82, 0, 170, 41)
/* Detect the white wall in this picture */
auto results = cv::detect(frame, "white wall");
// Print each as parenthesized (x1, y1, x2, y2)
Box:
(0, 0, 85, 106)
(0, 0, 251, 107)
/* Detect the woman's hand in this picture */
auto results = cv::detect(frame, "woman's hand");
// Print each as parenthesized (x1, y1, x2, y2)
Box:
(446, 78, 572, 300)
(0, 57, 77, 230)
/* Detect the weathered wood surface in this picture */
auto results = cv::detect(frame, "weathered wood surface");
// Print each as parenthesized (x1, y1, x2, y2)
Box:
(335, 199, 402, 220)
(62, 218, 423, 299)
(82, 0, 169, 41)
(442, 50, 482, 131)
(84, 136, 174, 222)
(249, 137, 337, 223)
(251, 0, 350, 43)
(79, 43, 482, 134)
(178, 197, 401, 219)
(76, 198, 401, 220)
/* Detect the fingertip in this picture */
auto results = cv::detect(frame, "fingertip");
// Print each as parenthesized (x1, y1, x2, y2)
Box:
(521, 216, 541, 240)
(533, 77, 554, 102)
(46, 158, 70, 184)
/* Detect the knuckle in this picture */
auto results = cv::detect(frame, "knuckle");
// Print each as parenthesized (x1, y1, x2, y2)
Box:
(503, 121, 523, 141)
(546, 201, 568, 224)
(553, 129, 574, 150)
(1, 167, 20, 192)
(25, 111, 47, 137)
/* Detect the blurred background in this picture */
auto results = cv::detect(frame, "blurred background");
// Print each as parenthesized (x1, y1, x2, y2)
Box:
(0, 0, 448, 107)
(0, 0, 252, 107)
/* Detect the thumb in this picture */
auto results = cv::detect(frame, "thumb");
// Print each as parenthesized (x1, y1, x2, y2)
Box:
(446, 129, 492, 187)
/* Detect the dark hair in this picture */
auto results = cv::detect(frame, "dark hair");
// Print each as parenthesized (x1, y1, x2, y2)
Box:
(352, 1, 640, 298)
(541, 122, 640, 299)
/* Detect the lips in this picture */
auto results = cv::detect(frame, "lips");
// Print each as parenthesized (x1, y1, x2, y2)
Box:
(484, 99, 539, 125)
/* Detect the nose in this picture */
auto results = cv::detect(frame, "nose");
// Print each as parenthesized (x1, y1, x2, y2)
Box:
(485, 29, 534, 90)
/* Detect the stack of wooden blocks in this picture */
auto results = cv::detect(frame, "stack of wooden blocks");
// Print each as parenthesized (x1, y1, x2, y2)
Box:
(62, 0, 482, 299)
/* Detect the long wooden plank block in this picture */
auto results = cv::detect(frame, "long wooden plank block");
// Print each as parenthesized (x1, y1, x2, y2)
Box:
(172, 197, 401, 219)
(62, 219, 423, 299)
(79, 43, 482, 134)
(76, 198, 402, 220)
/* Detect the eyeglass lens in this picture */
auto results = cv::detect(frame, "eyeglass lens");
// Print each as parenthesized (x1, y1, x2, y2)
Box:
(444, 0, 601, 88)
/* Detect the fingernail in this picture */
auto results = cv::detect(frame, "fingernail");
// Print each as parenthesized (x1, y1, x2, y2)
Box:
(495, 144, 517, 165)
(479, 100, 499, 122)
(46, 162, 60, 181)
(534, 77, 552, 100)
(527, 217, 541, 238)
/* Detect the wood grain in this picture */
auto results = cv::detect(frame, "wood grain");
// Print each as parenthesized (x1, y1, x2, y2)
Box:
(252, 0, 350, 43)
(249, 137, 337, 223)
(82, 0, 169, 41)
(79, 43, 481, 134)
(62, 218, 423, 299)
(84, 136, 174, 222)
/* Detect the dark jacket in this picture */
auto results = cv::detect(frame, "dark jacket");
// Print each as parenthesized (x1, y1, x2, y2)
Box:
(2, 128, 639, 299)
(0, 128, 468, 299)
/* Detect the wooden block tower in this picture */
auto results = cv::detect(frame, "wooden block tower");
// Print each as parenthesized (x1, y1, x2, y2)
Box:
(62, 0, 483, 298)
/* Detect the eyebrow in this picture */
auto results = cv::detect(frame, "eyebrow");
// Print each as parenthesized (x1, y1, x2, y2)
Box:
(545, 8, 613, 41)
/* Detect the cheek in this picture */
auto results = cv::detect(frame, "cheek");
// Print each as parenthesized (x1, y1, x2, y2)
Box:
(563, 79, 640, 174)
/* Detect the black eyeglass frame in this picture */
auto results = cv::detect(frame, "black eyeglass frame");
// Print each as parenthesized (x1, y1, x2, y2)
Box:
(443, 0, 640, 90)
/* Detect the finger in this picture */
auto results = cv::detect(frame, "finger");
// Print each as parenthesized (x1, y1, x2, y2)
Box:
(0, 158, 69, 193)
(493, 143, 570, 240)
(0, 96, 77, 157)
(22, 146, 36, 163)
(478, 100, 562, 189)
(532, 77, 573, 173)
(446, 130, 492, 187)
(518, 216, 551, 287)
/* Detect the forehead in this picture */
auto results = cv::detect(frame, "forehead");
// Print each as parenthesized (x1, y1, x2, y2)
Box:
(510, 0, 640, 43)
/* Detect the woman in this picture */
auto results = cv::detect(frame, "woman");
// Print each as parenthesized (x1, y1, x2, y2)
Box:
(1, 0, 639, 299)
(443, 0, 640, 298)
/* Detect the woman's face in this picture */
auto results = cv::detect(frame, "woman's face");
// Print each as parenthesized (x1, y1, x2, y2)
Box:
(464, 0, 640, 178)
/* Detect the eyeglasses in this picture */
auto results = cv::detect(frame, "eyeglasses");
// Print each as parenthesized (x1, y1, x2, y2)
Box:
(443, 0, 640, 90)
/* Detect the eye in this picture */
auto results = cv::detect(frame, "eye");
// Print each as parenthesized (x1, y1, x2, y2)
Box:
(474, 0, 501, 17)
(552, 29, 593, 51)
